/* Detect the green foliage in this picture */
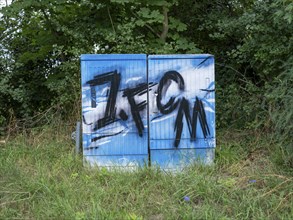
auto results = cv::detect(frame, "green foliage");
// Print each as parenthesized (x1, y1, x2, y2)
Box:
(180, 0, 293, 132)
(1, 127, 293, 219)
(265, 58, 293, 165)
(0, 0, 292, 162)
(0, 0, 199, 127)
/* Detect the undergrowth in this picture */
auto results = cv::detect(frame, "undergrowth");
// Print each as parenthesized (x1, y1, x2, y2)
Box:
(0, 126, 293, 219)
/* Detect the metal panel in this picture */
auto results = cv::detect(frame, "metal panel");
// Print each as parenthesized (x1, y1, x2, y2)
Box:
(149, 138, 215, 150)
(81, 54, 148, 167)
(81, 54, 216, 169)
(148, 54, 215, 166)
(84, 155, 148, 169)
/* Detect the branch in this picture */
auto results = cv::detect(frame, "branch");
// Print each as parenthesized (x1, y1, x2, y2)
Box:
(107, 7, 116, 34)
(160, 6, 169, 42)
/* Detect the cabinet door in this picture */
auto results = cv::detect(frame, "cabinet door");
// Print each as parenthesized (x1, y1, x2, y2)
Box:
(148, 55, 216, 170)
(81, 54, 148, 168)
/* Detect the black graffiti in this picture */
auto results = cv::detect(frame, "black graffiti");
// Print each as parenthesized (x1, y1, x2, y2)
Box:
(91, 130, 125, 143)
(85, 70, 211, 147)
(86, 70, 121, 130)
(84, 130, 125, 150)
(157, 71, 185, 114)
(119, 109, 128, 121)
(123, 83, 148, 137)
(174, 97, 210, 147)
(86, 71, 157, 137)
(122, 82, 157, 136)
(200, 89, 215, 92)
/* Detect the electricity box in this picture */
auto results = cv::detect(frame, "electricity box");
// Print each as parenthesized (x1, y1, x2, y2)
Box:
(81, 54, 215, 170)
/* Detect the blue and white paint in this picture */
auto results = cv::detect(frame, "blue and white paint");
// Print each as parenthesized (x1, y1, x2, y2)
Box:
(81, 54, 215, 170)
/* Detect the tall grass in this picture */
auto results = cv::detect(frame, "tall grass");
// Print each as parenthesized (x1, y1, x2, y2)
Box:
(1, 126, 292, 219)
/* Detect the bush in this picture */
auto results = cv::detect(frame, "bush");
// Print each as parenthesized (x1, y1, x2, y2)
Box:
(265, 59, 293, 166)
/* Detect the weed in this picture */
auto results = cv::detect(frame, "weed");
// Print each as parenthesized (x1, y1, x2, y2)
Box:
(0, 126, 292, 219)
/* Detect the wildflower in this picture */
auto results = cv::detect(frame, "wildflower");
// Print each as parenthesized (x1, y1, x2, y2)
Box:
(184, 196, 190, 202)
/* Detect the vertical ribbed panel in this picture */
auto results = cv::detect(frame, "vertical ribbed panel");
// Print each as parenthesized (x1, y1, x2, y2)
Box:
(81, 54, 148, 168)
(148, 54, 215, 169)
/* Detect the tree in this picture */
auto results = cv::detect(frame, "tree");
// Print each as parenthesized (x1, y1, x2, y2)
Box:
(0, 0, 199, 126)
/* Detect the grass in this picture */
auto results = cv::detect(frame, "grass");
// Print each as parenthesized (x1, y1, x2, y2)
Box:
(0, 126, 293, 219)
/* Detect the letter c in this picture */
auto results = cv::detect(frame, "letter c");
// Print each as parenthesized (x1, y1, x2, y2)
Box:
(156, 71, 185, 114)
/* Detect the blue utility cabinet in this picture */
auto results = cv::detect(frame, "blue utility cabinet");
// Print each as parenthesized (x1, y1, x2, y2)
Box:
(81, 54, 215, 170)
(81, 54, 148, 168)
(148, 55, 215, 170)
